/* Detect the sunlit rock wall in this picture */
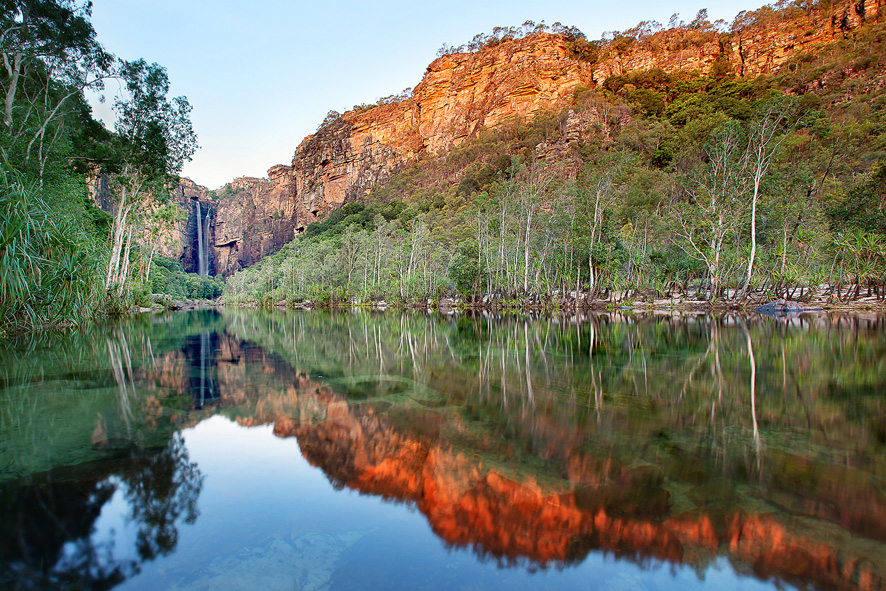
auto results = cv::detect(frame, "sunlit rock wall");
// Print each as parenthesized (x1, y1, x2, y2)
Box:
(134, 0, 885, 276)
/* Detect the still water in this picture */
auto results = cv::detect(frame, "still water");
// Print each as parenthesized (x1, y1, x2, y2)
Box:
(1, 308, 884, 591)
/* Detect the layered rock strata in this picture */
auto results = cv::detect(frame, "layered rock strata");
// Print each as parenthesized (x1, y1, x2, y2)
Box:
(93, 0, 884, 275)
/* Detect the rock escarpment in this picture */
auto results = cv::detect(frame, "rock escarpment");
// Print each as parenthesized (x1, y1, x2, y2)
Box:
(208, 32, 603, 275)
(120, 170, 311, 276)
(210, 168, 315, 275)
(134, 0, 885, 276)
(591, 0, 884, 79)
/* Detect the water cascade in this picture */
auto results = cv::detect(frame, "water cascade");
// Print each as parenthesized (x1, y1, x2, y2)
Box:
(203, 205, 211, 275)
(195, 201, 204, 276)
(194, 200, 211, 276)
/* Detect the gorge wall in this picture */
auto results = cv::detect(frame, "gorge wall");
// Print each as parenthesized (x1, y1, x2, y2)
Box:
(129, 0, 884, 276)
(176, 179, 215, 275)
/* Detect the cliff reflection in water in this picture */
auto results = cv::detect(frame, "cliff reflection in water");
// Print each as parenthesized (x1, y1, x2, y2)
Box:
(1, 308, 885, 591)
(0, 312, 220, 589)
(218, 309, 886, 590)
(183, 330, 219, 408)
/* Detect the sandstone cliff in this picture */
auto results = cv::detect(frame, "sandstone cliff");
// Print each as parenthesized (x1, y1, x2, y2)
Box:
(210, 168, 316, 275)
(169, 0, 885, 275)
(114, 171, 311, 276)
(208, 32, 605, 274)
(591, 0, 884, 79)
(87, 173, 215, 275)
(171, 178, 213, 274)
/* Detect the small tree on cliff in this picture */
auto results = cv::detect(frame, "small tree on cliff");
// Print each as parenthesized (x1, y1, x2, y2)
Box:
(105, 59, 197, 298)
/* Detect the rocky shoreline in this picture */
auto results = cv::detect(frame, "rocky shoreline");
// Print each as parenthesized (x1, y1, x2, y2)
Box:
(194, 295, 885, 318)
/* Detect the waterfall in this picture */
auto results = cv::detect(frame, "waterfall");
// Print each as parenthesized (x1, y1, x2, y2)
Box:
(195, 201, 206, 276)
(195, 201, 204, 276)
(193, 200, 213, 276)
(203, 205, 211, 276)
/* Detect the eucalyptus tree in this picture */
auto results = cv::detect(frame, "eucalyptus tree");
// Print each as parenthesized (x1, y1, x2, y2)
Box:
(737, 96, 800, 300)
(336, 224, 366, 289)
(579, 152, 631, 296)
(396, 215, 430, 300)
(105, 59, 197, 297)
(471, 192, 493, 293)
(515, 162, 554, 293)
(370, 213, 393, 287)
(0, 0, 113, 170)
(673, 121, 751, 298)
(549, 181, 579, 297)
(489, 160, 521, 294)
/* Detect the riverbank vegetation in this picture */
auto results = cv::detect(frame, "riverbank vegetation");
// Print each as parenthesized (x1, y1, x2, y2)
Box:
(0, 0, 198, 337)
(151, 257, 224, 300)
(224, 14, 886, 309)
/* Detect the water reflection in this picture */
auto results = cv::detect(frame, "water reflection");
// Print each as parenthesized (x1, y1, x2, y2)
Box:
(1, 434, 202, 590)
(182, 331, 219, 408)
(0, 309, 884, 590)
(220, 309, 886, 589)
(271, 377, 882, 590)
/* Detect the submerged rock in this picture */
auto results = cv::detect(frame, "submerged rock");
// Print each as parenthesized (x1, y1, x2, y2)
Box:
(755, 298, 822, 317)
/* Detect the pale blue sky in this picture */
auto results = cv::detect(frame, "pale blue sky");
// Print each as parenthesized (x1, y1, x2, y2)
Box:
(88, 1, 768, 189)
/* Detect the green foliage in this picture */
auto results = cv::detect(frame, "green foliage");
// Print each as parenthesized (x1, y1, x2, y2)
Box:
(567, 36, 600, 63)
(154, 256, 184, 273)
(0, 1, 202, 335)
(302, 200, 409, 240)
(221, 10, 886, 308)
(630, 88, 667, 118)
(828, 162, 886, 236)
(448, 242, 482, 295)
(601, 69, 768, 126)
(0, 0, 114, 166)
(149, 257, 224, 300)
(112, 59, 198, 184)
(0, 166, 104, 333)
(436, 21, 588, 58)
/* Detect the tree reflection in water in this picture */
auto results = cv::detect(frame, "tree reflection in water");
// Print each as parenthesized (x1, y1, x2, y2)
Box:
(2, 308, 885, 590)
(0, 434, 203, 590)
(119, 434, 203, 561)
(222, 308, 886, 588)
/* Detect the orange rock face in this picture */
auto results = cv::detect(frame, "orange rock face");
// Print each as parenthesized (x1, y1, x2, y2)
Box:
(211, 171, 316, 274)
(284, 388, 886, 590)
(592, 0, 884, 79)
(284, 33, 597, 218)
(161, 0, 885, 275)
(273, 0, 883, 228)
(207, 33, 602, 274)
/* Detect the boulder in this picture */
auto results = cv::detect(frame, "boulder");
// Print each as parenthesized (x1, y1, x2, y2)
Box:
(755, 298, 822, 317)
